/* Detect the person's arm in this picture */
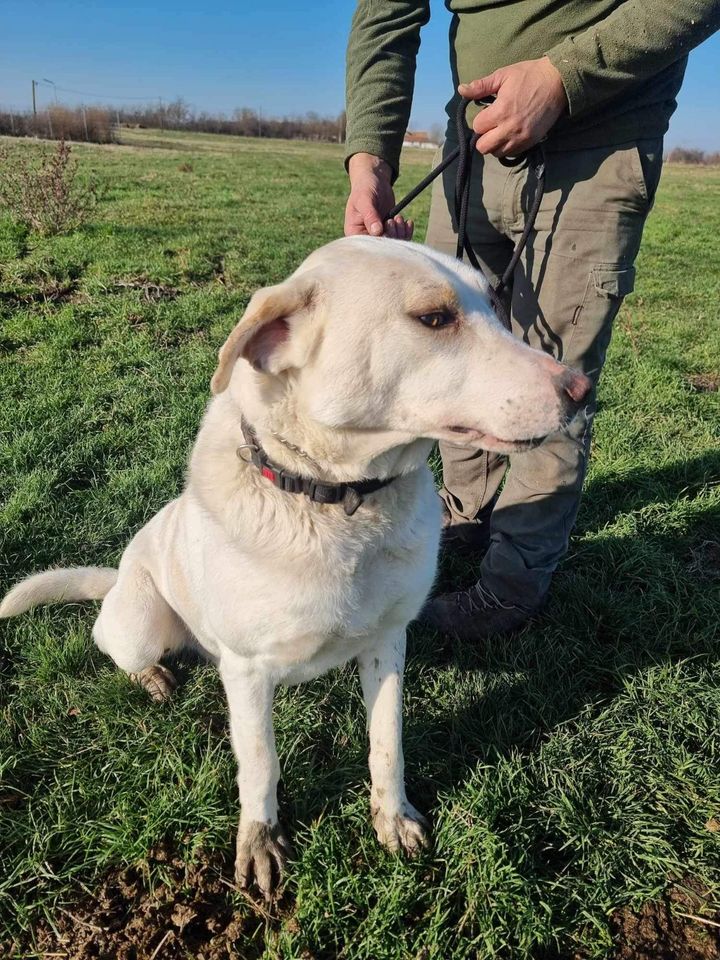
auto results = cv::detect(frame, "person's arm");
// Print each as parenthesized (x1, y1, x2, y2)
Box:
(463, 0, 720, 158)
(545, 0, 720, 119)
(344, 0, 430, 237)
(345, 0, 430, 178)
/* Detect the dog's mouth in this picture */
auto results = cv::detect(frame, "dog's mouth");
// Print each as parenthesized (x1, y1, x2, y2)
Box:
(443, 425, 548, 452)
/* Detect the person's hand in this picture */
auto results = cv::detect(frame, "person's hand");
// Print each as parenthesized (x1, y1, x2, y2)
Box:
(345, 153, 413, 240)
(459, 56, 567, 158)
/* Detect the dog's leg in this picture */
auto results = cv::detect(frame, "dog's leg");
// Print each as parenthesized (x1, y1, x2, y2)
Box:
(220, 657, 292, 900)
(93, 563, 185, 701)
(357, 630, 429, 856)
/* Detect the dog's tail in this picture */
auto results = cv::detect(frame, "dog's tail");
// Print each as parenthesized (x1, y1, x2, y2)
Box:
(0, 567, 118, 619)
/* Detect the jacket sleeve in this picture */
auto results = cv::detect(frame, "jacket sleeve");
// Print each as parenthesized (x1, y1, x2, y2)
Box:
(345, 0, 431, 179)
(546, 0, 720, 119)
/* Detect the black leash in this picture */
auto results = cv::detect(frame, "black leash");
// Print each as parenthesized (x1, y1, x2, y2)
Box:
(387, 97, 546, 330)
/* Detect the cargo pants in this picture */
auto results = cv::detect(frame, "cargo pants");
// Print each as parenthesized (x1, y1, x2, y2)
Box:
(426, 136, 663, 607)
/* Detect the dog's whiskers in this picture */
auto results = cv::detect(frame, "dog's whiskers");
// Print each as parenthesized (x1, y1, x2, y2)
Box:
(560, 403, 593, 448)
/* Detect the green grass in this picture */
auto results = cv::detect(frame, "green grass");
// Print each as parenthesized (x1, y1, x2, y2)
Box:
(0, 131, 719, 958)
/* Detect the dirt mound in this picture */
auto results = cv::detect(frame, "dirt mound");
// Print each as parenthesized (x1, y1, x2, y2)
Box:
(608, 881, 720, 960)
(15, 843, 276, 960)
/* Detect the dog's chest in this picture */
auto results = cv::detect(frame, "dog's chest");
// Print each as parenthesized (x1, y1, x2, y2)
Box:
(170, 476, 440, 677)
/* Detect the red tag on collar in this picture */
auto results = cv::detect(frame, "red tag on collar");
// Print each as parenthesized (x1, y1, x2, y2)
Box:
(261, 467, 276, 483)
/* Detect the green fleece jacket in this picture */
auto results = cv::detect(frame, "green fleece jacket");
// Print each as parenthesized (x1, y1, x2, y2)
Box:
(345, 0, 720, 175)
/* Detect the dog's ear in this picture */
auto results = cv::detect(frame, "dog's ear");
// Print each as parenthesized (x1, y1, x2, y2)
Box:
(211, 274, 319, 394)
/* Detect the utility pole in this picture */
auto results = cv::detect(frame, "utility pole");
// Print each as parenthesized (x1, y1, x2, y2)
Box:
(31, 79, 37, 115)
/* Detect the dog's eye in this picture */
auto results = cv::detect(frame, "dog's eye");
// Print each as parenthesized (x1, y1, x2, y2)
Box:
(416, 311, 455, 329)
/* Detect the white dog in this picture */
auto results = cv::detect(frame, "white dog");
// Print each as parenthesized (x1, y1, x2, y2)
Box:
(1, 236, 590, 898)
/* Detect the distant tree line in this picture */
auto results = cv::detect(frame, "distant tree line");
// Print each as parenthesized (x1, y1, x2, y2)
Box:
(1, 100, 717, 161)
(0, 106, 115, 143)
(122, 98, 347, 141)
(0, 98, 347, 144)
(665, 146, 720, 165)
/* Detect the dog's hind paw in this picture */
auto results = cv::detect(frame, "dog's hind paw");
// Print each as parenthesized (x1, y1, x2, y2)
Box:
(130, 664, 177, 702)
(372, 802, 430, 856)
(235, 821, 293, 901)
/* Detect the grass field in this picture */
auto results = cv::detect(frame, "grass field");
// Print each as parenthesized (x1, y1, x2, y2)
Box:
(0, 130, 719, 959)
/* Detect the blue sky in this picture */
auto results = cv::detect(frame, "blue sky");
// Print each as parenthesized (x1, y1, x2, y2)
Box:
(2, 0, 719, 149)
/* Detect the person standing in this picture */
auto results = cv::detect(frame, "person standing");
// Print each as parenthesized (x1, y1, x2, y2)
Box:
(344, 0, 720, 639)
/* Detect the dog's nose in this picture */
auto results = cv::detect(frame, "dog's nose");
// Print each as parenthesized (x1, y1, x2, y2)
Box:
(560, 369, 592, 405)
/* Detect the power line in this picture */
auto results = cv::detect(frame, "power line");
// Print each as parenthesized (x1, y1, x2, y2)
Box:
(41, 83, 164, 102)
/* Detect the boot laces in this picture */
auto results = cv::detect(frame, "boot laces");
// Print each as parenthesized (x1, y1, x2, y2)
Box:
(456, 581, 517, 615)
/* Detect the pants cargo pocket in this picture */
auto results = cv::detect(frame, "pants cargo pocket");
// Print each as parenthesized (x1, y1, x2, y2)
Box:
(591, 265, 636, 300)
(571, 264, 636, 378)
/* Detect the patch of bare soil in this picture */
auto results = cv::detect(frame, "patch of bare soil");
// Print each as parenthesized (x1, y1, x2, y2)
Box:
(686, 372, 720, 393)
(606, 880, 720, 960)
(112, 278, 180, 302)
(11, 843, 275, 960)
(0, 277, 81, 308)
(9, 856, 719, 960)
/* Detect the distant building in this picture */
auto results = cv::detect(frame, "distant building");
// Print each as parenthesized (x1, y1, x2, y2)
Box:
(403, 130, 438, 150)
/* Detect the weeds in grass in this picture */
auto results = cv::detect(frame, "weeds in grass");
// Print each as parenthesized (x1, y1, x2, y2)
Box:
(0, 140, 96, 236)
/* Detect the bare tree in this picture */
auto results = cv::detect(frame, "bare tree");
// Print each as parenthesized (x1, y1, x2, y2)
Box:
(429, 122, 445, 145)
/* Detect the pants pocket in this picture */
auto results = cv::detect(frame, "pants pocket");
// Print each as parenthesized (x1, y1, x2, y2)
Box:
(591, 265, 636, 300)
(572, 264, 636, 379)
(629, 139, 664, 210)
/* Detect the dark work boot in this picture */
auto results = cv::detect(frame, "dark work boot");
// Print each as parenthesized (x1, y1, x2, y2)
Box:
(419, 580, 543, 640)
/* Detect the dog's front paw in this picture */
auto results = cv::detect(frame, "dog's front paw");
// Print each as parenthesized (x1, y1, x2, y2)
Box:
(129, 663, 177, 702)
(372, 802, 430, 856)
(235, 821, 293, 900)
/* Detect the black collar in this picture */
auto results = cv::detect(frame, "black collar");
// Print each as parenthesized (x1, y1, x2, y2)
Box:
(239, 418, 397, 516)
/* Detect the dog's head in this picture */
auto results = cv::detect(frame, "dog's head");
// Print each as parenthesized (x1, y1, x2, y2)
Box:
(211, 236, 590, 454)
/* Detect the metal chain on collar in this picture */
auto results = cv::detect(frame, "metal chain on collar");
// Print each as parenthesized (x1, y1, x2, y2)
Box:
(269, 431, 324, 473)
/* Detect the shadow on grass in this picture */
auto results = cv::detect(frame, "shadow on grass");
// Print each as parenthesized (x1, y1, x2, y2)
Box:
(577, 447, 720, 534)
(277, 449, 720, 822)
(418, 452, 717, 765)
